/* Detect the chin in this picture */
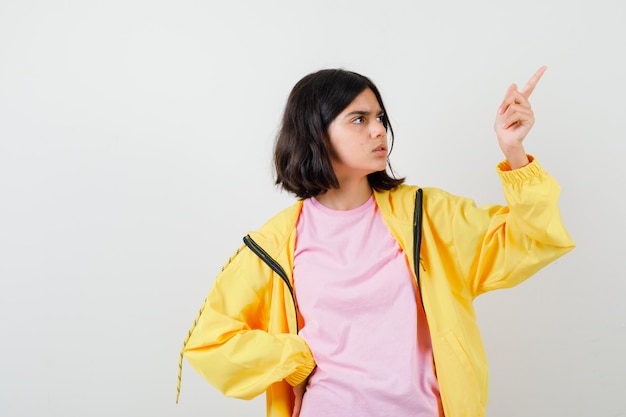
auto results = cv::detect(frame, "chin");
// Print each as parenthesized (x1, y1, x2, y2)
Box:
(369, 168, 387, 175)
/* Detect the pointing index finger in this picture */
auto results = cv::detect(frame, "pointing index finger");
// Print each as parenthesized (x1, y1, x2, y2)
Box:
(520, 66, 547, 98)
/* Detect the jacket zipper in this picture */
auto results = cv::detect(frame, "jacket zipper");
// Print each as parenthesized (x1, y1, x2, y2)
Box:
(243, 234, 299, 333)
(413, 188, 448, 415)
(413, 188, 425, 311)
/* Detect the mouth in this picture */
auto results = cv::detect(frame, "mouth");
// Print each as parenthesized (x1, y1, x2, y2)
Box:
(373, 145, 387, 153)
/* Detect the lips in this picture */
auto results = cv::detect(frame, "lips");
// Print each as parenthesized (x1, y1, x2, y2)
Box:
(372, 147, 388, 159)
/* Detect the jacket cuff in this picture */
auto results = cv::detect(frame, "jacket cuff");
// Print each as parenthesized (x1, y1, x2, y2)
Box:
(496, 155, 544, 184)
(285, 352, 316, 386)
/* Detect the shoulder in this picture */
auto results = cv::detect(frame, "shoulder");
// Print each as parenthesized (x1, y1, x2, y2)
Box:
(375, 183, 418, 208)
(245, 200, 303, 254)
(257, 200, 302, 232)
(376, 184, 463, 221)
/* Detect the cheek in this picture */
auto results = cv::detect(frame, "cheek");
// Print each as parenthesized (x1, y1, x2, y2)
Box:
(329, 145, 347, 163)
(327, 139, 341, 159)
(328, 133, 349, 158)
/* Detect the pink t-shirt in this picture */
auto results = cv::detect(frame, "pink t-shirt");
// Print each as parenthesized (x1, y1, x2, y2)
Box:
(293, 195, 444, 417)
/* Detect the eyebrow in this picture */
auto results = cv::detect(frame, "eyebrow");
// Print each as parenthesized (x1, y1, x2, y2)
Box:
(344, 109, 384, 118)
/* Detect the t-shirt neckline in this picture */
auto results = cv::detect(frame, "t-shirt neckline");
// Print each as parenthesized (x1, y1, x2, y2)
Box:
(309, 194, 375, 216)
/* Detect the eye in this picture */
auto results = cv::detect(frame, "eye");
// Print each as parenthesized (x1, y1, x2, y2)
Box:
(376, 114, 385, 123)
(353, 116, 364, 124)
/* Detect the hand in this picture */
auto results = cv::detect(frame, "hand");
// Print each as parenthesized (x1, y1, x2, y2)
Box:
(291, 379, 307, 417)
(494, 66, 547, 169)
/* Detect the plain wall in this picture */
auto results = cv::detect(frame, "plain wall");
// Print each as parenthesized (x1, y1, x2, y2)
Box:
(1, 1, 624, 416)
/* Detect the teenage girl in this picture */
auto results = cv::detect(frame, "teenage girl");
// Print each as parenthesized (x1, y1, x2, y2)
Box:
(177, 67, 575, 417)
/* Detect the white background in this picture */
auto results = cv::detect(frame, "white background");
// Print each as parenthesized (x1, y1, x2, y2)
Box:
(1, 1, 624, 416)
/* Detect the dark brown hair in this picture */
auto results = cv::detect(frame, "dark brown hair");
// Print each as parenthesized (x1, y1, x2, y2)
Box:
(274, 69, 404, 198)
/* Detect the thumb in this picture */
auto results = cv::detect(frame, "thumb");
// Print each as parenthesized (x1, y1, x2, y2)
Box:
(498, 83, 518, 115)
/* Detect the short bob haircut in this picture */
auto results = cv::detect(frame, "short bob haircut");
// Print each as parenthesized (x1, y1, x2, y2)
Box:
(274, 69, 404, 198)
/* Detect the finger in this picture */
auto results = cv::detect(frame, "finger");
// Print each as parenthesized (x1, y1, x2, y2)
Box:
(498, 83, 518, 114)
(505, 93, 531, 112)
(520, 66, 547, 98)
(502, 108, 534, 129)
(499, 87, 533, 115)
(292, 397, 301, 417)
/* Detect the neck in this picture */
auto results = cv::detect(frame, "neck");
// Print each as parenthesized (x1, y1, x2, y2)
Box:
(315, 176, 372, 211)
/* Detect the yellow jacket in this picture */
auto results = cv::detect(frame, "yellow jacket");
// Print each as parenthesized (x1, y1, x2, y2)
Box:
(179, 158, 575, 417)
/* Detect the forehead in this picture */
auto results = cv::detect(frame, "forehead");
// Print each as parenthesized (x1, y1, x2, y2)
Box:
(341, 88, 381, 113)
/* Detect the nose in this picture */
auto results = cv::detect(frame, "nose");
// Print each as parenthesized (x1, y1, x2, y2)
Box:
(371, 119, 386, 139)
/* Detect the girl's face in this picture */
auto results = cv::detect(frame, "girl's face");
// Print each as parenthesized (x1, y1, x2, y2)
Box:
(327, 88, 388, 183)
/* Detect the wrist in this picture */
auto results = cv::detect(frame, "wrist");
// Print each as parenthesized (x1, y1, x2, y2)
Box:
(499, 143, 529, 170)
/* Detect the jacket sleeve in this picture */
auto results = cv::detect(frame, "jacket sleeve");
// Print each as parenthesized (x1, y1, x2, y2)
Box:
(450, 156, 575, 297)
(181, 245, 316, 400)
